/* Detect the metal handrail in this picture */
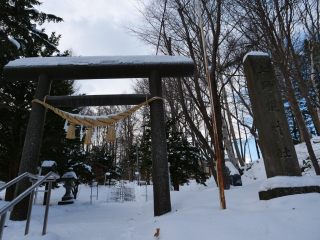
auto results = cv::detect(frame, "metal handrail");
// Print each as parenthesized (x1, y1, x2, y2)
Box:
(0, 172, 59, 215)
(0, 172, 37, 193)
(0, 171, 59, 240)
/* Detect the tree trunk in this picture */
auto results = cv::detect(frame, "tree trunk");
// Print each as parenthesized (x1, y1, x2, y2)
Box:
(284, 77, 320, 175)
(5, 153, 20, 201)
(231, 86, 244, 161)
(222, 77, 245, 166)
(177, 77, 218, 185)
(222, 119, 240, 171)
(173, 178, 179, 191)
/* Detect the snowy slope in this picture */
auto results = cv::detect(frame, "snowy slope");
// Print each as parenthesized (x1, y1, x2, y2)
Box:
(0, 139, 320, 240)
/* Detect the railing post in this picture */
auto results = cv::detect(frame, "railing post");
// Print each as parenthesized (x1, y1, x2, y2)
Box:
(34, 167, 42, 205)
(42, 181, 52, 235)
(90, 184, 92, 204)
(25, 187, 35, 235)
(0, 212, 7, 240)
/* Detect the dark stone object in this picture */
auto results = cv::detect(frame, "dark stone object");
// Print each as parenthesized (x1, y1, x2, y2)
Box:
(10, 74, 52, 221)
(58, 201, 74, 205)
(149, 70, 171, 216)
(58, 179, 75, 205)
(243, 55, 301, 178)
(231, 174, 242, 186)
(58, 171, 76, 205)
(226, 167, 242, 186)
(3, 56, 194, 82)
(259, 186, 320, 200)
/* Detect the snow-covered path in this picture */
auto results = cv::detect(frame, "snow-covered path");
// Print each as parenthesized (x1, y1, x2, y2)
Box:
(1, 176, 320, 240)
(48, 202, 140, 240)
(1, 148, 320, 240)
(1, 185, 144, 240)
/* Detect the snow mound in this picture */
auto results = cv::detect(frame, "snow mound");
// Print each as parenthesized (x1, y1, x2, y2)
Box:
(241, 159, 267, 184)
(225, 162, 239, 175)
(258, 176, 320, 191)
(295, 136, 320, 176)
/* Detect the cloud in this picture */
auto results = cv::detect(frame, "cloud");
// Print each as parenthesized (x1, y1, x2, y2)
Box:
(40, 0, 149, 56)
(76, 79, 136, 95)
(39, 0, 151, 95)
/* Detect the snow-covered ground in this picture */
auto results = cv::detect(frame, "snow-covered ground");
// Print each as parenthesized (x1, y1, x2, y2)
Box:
(1, 138, 320, 240)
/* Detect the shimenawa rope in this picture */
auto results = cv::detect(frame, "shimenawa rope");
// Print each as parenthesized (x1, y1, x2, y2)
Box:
(32, 96, 164, 145)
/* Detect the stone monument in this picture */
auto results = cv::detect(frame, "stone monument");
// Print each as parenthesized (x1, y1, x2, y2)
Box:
(244, 53, 320, 200)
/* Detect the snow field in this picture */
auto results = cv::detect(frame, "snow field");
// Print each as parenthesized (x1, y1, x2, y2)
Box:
(1, 174, 320, 240)
(1, 137, 320, 240)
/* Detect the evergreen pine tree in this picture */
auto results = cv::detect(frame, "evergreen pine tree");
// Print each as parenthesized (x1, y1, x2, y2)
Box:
(130, 117, 207, 190)
(138, 123, 152, 184)
(0, 0, 63, 70)
(90, 146, 123, 182)
(125, 144, 138, 182)
(0, 0, 65, 200)
(166, 118, 207, 191)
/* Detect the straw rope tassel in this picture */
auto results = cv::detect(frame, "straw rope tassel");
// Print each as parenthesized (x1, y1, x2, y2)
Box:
(66, 122, 76, 139)
(107, 124, 116, 142)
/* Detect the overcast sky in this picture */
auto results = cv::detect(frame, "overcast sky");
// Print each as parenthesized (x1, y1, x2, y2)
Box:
(40, 0, 151, 95)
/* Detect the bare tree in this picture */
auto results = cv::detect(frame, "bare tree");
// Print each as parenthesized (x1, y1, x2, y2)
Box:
(232, 0, 320, 174)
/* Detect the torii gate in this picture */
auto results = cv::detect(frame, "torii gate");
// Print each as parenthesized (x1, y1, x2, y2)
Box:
(4, 55, 194, 220)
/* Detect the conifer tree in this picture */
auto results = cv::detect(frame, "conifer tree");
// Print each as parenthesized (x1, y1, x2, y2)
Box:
(0, 0, 64, 200)
(0, 0, 63, 70)
(138, 124, 152, 184)
(130, 117, 207, 190)
(90, 146, 123, 181)
(125, 144, 138, 182)
(166, 118, 207, 191)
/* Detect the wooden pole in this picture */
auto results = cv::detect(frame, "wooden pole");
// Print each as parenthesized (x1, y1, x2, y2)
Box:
(196, 0, 226, 209)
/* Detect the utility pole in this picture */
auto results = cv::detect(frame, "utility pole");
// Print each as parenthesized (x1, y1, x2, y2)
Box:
(196, 0, 226, 209)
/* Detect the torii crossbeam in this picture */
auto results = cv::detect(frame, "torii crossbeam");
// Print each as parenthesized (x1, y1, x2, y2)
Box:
(4, 55, 194, 220)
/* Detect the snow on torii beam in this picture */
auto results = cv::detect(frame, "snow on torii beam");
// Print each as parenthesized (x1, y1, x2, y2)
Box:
(4, 55, 194, 221)
(4, 55, 194, 82)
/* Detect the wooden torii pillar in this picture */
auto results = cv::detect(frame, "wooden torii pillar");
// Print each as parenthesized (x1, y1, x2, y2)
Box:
(4, 56, 194, 220)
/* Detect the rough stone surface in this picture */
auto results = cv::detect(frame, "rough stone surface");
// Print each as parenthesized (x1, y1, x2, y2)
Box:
(149, 70, 171, 216)
(4, 56, 194, 82)
(244, 55, 301, 178)
(10, 74, 52, 221)
(259, 186, 320, 200)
